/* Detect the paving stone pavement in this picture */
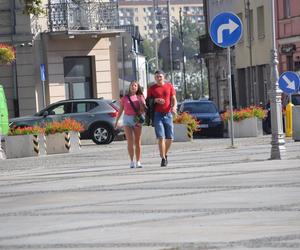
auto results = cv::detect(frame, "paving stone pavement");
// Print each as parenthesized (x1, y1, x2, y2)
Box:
(0, 135, 299, 250)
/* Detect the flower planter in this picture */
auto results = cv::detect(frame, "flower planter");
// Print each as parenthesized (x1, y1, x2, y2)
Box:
(3, 134, 43, 159)
(174, 124, 193, 142)
(141, 126, 157, 145)
(292, 106, 300, 141)
(228, 117, 263, 138)
(45, 131, 81, 155)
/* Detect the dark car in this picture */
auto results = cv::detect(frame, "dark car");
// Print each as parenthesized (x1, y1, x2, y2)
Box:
(9, 98, 123, 144)
(179, 99, 223, 137)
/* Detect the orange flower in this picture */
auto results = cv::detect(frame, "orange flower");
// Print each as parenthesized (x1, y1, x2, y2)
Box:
(9, 126, 45, 136)
(44, 119, 84, 135)
(221, 106, 267, 122)
(173, 112, 200, 132)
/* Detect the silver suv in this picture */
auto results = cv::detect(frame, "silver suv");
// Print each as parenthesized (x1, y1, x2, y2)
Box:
(9, 98, 122, 144)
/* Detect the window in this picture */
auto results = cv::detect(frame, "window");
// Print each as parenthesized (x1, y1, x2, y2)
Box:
(284, 0, 291, 18)
(257, 6, 265, 39)
(47, 103, 71, 115)
(73, 102, 97, 113)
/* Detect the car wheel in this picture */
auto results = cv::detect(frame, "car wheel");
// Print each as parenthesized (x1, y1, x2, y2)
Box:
(90, 124, 114, 144)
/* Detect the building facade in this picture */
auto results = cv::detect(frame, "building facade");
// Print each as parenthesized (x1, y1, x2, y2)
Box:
(118, 0, 204, 42)
(277, 0, 300, 74)
(201, 0, 236, 111)
(233, 0, 273, 107)
(0, 0, 121, 118)
(202, 0, 273, 110)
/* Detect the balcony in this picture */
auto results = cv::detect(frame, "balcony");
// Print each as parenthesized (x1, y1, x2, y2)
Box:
(48, 1, 118, 32)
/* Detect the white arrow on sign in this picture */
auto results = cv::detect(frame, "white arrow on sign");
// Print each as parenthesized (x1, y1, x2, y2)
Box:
(217, 19, 239, 44)
(282, 75, 296, 90)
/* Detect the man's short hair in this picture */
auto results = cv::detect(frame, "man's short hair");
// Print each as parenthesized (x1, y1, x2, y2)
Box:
(154, 70, 165, 75)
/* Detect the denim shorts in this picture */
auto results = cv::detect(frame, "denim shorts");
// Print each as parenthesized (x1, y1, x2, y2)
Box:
(123, 114, 137, 128)
(154, 112, 174, 139)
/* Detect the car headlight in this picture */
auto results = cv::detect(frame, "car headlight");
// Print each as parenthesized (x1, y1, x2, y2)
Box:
(212, 117, 222, 122)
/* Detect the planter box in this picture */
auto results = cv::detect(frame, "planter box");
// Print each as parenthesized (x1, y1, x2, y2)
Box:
(292, 106, 300, 141)
(141, 126, 156, 145)
(3, 134, 42, 159)
(45, 131, 81, 155)
(174, 124, 193, 142)
(228, 117, 263, 138)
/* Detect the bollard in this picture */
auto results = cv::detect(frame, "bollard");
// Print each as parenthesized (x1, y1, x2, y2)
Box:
(285, 102, 294, 137)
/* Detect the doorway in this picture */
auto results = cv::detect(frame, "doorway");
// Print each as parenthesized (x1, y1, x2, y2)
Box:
(64, 57, 93, 99)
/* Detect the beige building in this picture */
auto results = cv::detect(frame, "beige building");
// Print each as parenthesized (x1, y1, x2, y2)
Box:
(203, 0, 272, 110)
(0, 0, 121, 118)
(233, 0, 273, 107)
(118, 0, 204, 41)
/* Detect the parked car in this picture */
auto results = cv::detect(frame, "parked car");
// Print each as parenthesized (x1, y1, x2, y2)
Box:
(9, 98, 123, 144)
(179, 99, 223, 137)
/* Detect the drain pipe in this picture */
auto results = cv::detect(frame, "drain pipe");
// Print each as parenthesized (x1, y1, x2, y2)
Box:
(10, 0, 19, 117)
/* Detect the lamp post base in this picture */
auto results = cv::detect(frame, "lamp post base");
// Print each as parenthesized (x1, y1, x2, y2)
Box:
(270, 133, 286, 159)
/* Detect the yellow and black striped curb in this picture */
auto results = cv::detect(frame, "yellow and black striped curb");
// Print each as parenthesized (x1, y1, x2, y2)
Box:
(64, 132, 71, 151)
(187, 124, 193, 139)
(78, 132, 82, 148)
(33, 135, 39, 155)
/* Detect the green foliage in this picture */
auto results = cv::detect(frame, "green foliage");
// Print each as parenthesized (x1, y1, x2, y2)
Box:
(172, 18, 204, 59)
(0, 44, 15, 65)
(142, 39, 155, 60)
(23, 0, 44, 16)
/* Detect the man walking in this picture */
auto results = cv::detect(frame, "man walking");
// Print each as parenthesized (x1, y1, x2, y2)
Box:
(147, 70, 177, 167)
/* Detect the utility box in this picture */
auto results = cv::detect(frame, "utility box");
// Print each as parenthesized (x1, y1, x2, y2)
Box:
(292, 106, 300, 141)
(0, 85, 9, 136)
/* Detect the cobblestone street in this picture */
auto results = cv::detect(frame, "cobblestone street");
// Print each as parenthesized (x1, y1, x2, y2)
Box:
(0, 136, 299, 249)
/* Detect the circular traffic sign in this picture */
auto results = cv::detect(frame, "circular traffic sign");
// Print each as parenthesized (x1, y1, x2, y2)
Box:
(210, 12, 243, 48)
(278, 71, 300, 94)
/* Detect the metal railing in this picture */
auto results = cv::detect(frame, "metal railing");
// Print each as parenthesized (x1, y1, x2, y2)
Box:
(48, 1, 118, 32)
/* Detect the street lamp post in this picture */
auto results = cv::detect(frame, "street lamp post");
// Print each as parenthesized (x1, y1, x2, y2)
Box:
(139, 57, 156, 87)
(153, 0, 159, 69)
(269, 0, 286, 159)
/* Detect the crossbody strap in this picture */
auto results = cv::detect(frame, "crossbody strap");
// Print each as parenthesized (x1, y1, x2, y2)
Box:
(127, 95, 139, 114)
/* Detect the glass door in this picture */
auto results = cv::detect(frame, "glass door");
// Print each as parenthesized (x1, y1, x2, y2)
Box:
(64, 57, 93, 99)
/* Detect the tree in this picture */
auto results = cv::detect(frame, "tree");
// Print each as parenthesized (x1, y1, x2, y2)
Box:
(171, 18, 207, 100)
(23, 0, 44, 16)
(142, 39, 155, 61)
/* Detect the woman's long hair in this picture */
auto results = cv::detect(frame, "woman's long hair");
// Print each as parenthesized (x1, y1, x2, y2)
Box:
(129, 80, 144, 96)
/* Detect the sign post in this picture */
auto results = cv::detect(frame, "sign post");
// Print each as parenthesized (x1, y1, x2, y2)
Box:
(210, 12, 243, 148)
(40, 64, 46, 108)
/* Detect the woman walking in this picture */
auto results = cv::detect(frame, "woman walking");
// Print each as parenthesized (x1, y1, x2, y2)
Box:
(115, 81, 146, 168)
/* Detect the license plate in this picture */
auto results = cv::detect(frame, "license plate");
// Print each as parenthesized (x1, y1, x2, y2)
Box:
(199, 124, 208, 128)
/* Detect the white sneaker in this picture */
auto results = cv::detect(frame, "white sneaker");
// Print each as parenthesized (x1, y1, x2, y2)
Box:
(136, 161, 142, 168)
(130, 161, 135, 168)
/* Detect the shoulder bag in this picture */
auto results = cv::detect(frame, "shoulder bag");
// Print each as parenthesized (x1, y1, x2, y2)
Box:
(127, 95, 145, 124)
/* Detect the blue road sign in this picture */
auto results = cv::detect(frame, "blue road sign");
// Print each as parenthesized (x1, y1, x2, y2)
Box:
(40, 64, 46, 81)
(210, 12, 243, 48)
(278, 71, 300, 94)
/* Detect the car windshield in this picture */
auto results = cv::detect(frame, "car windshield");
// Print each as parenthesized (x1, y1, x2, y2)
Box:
(182, 102, 217, 113)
